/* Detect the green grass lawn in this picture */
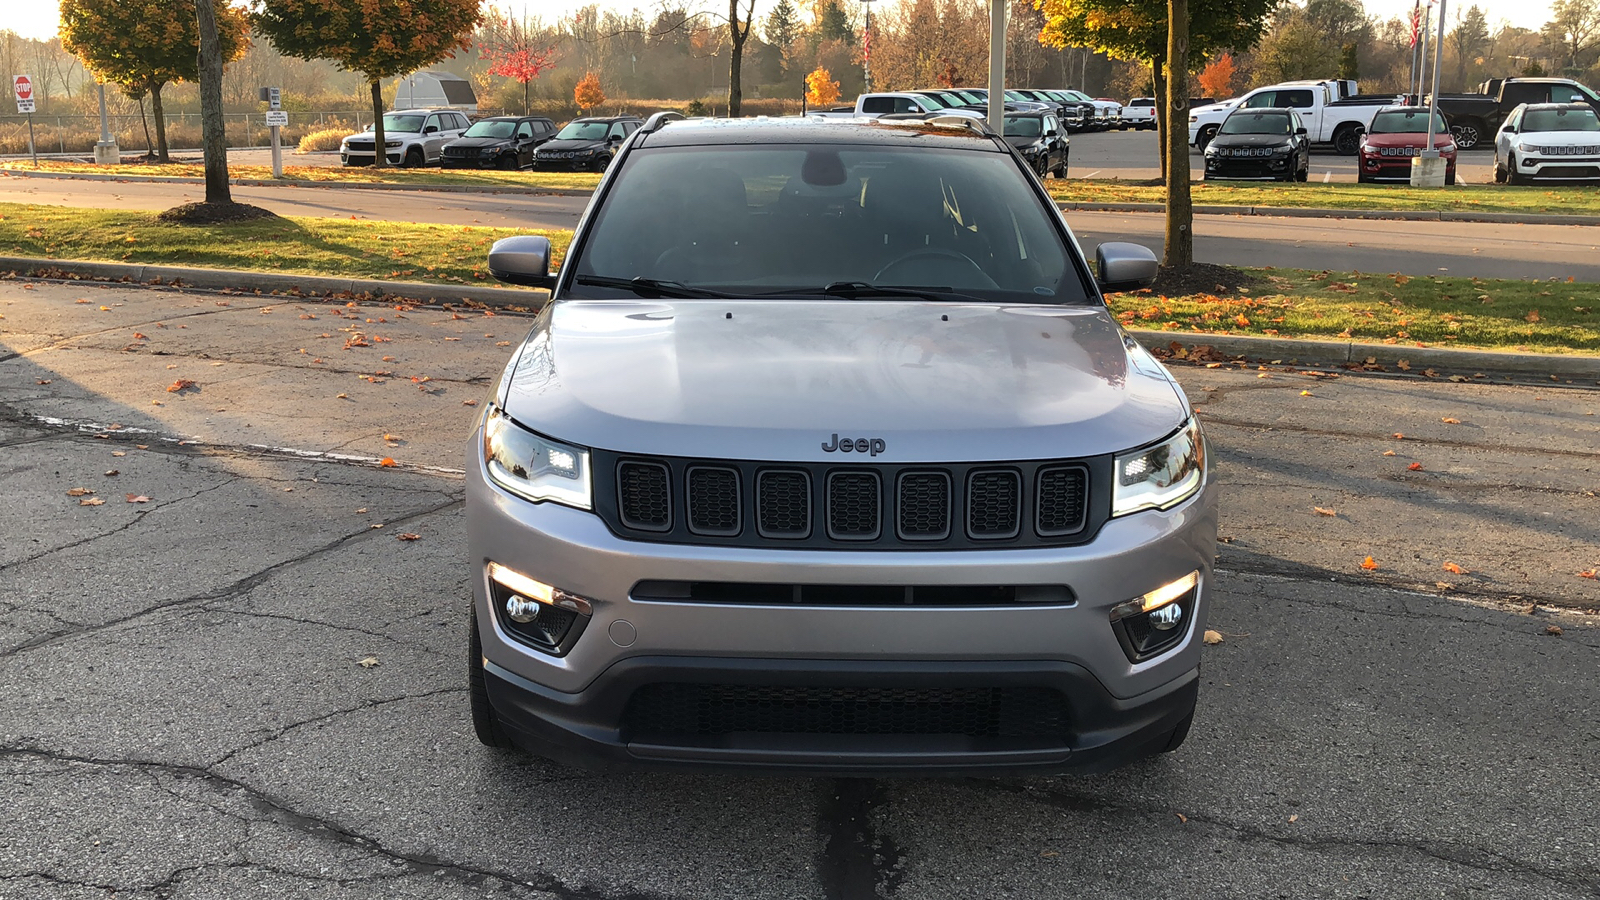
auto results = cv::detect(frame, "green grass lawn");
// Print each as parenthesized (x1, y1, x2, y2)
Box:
(1, 159, 603, 192)
(0, 202, 568, 286)
(2, 204, 1594, 353)
(1111, 269, 1600, 353)
(1048, 181, 1600, 216)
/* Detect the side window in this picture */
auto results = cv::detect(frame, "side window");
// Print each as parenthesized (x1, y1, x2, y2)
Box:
(1551, 85, 1585, 103)
(516, 121, 533, 139)
(895, 97, 921, 114)
(423, 114, 440, 133)
(1243, 91, 1277, 109)
(1505, 83, 1548, 105)
(609, 123, 627, 139)
(861, 96, 893, 114)
(625, 121, 639, 134)
(454, 114, 470, 130)
(1045, 115, 1058, 134)
(1280, 90, 1314, 109)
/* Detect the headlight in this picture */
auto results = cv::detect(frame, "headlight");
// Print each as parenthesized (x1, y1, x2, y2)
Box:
(1520, 144, 1542, 154)
(1112, 418, 1205, 517)
(483, 407, 593, 510)
(481, 147, 499, 156)
(385, 139, 402, 147)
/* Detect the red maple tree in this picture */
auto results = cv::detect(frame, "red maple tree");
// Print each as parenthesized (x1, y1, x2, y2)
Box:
(477, 6, 556, 113)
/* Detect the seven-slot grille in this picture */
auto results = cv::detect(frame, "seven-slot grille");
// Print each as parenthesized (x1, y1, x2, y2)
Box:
(598, 454, 1099, 550)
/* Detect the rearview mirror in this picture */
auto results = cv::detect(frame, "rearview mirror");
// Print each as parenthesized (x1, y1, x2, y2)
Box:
(488, 235, 556, 289)
(1096, 242, 1159, 293)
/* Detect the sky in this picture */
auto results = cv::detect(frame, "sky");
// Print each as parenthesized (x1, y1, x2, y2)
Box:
(0, 0, 1559, 46)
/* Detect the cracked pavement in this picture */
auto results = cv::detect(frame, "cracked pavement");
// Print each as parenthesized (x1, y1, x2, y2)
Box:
(1, 278, 1596, 899)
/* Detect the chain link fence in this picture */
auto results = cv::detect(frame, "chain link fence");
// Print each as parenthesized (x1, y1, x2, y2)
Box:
(0, 111, 374, 157)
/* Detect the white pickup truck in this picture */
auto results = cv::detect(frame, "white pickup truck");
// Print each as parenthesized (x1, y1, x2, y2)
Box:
(1188, 81, 1390, 155)
(806, 92, 984, 121)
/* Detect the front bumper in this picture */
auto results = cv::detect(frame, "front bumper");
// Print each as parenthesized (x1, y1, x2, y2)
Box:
(1361, 154, 1456, 181)
(341, 149, 403, 166)
(1517, 155, 1600, 180)
(534, 154, 604, 170)
(467, 431, 1219, 774)
(1204, 155, 1295, 179)
(442, 156, 509, 169)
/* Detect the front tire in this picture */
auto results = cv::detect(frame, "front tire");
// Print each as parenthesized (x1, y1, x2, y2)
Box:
(1494, 156, 1507, 183)
(1507, 154, 1530, 185)
(402, 147, 424, 168)
(468, 601, 517, 750)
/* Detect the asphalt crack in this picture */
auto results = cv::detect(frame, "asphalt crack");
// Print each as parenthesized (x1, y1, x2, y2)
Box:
(209, 687, 466, 768)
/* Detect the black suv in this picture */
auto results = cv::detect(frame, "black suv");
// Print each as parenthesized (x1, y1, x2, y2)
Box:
(533, 116, 644, 172)
(442, 116, 557, 170)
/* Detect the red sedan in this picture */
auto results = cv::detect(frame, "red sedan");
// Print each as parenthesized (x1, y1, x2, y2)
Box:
(1358, 107, 1458, 184)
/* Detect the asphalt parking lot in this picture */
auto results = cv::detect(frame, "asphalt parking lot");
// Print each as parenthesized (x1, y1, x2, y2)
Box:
(1, 278, 1596, 899)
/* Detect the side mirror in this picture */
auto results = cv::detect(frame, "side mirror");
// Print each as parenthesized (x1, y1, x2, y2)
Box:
(488, 235, 556, 289)
(608, 134, 624, 143)
(423, 125, 438, 134)
(1295, 126, 1308, 135)
(1096, 242, 1159, 293)
(1503, 125, 1516, 133)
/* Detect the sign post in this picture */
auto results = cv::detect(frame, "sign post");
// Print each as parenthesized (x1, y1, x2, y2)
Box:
(261, 86, 284, 178)
(14, 75, 37, 167)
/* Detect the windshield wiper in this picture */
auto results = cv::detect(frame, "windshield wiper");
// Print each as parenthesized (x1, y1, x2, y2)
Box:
(758, 282, 987, 303)
(573, 275, 731, 299)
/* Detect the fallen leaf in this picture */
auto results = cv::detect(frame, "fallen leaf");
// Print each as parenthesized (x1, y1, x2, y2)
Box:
(66, 487, 94, 497)
(166, 379, 197, 393)
(125, 494, 150, 503)
(1441, 417, 1461, 424)
(36, 379, 51, 385)
(78, 496, 105, 506)
(1313, 507, 1337, 517)
(1578, 569, 1598, 579)
(111, 451, 126, 457)
(358, 656, 380, 668)
(1361, 556, 1380, 570)
(1396, 359, 1411, 371)
(1407, 462, 1423, 471)
(355, 508, 368, 514)
(1300, 390, 1313, 397)
(336, 393, 349, 399)
(462, 399, 479, 406)
(1382, 450, 1396, 456)
(378, 457, 398, 468)
(396, 532, 421, 541)
(104, 469, 119, 476)
(1393, 432, 1404, 440)
(1544, 625, 1563, 637)
(1202, 629, 1224, 645)
(136, 444, 148, 450)
(382, 433, 401, 441)
(1435, 582, 1454, 591)
(1175, 812, 1188, 823)
(1442, 561, 1466, 575)
(1288, 814, 1299, 823)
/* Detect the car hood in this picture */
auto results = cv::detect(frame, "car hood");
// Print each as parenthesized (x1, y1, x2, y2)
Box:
(1362, 133, 1455, 150)
(1209, 133, 1293, 148)
(498, 299, 1188, 462)
(539, 138, 606, 152)
(447, 136, 513, 149)
(1003, 135, 1046, 149)
(1515, 131, 1600, 147)
(346, 130, 423, 141)
(1191, 101, 1237, 118)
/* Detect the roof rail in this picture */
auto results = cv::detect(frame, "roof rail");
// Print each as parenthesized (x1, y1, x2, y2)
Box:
(641, 110, 686, 134)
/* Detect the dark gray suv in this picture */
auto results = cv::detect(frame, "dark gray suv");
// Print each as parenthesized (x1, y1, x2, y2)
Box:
(467, 116, 1217, 775)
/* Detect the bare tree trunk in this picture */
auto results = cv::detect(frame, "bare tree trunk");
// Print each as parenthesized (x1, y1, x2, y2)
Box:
(150, 82, 169, 162)
(727, 0, 749, 117)
(369, 79, 387, 168)
(1152, 59, 1167, 186)
(195, 0, 231, 204)
(1163, 0, 1193, 267)
(137, 93, 154, 158)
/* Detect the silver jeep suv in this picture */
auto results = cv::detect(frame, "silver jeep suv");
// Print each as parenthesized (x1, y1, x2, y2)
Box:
(467, 116, 1217, 775)
(340, 108, 469, 167)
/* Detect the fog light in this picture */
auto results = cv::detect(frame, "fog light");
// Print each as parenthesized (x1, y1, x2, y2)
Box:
(1150, 603, 1184, 630)
(505, 595, 540, 623)
(1111, 570, 1199, 661)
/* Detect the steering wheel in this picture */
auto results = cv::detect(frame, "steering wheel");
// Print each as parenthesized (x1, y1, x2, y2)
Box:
(873, 247, 998, 288)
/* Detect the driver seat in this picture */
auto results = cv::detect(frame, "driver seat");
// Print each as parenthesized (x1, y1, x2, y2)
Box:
(862, 165, 956, 257)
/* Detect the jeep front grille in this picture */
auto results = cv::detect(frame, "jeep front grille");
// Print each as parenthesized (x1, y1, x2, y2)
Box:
(595, 452, 1107, 550)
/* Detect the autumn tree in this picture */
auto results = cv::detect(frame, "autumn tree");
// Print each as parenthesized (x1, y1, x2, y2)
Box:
(805, 66, 841, 107)
(765, 0, 803, 76)
(251, 0, 482, 168)
(1451, 6, 1489, 87)
(725, 0, 758, 116)
(1196, 51, 1234, 96)
(1543, 0, 1600, 70)
(575, 72, 606, 111)
(195, 0, 231, 205)
(60, 0, 249, 162)
(478, 5, 557, 114)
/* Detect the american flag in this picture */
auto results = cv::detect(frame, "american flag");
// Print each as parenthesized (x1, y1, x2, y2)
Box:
(1408, 0, 1422, 47)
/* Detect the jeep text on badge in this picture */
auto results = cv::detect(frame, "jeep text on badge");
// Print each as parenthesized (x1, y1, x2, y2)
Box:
(821, 434, 887, 456)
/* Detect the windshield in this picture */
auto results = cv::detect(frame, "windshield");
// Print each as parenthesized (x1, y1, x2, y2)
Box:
(377, 115, 424, 133)
(1063, 91, 1091, 102)
(917, 93, 950, 109)
(1220, 111, 1293, 135)
(569, 144, 1086, 303)
(1523, 108, 1600, 132)
(1004, 116, 1043, 137)
(556, 121, 611, 141)
(464, 120, 518, 138)
(1368, 110, 1448, 134)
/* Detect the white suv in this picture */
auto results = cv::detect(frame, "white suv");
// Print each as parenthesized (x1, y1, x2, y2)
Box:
(341, 108, 470, 167)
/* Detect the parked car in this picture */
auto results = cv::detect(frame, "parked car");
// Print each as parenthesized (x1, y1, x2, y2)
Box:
(442, 116, 557, 170)
(1432, 77, 1600, 150)
(1058, 89, 1121, 129)
(1003, 111, 1070, 177)
(1189, 81, 1385, 153)
(1357, 106, 1457, 184)
(806, 92, 984, 121)
(1494, 102, 1600, 184)
(1202, 107, 1310, 181)
(1122, 98, 1157, 130)
(532, 116, 643, 171)
(340, 108, 470, 167)
(469, 114, 1214, 776)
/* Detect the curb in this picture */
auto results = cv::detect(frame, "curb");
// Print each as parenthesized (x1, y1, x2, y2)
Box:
(1057, 200, 1600, 227)
(1129, 330, 1600, 379)
(0, 168, 595, 196)
(0, 256, 547, 309)
(8, 168, 1600, 225)
(5, 256, 1594, 379)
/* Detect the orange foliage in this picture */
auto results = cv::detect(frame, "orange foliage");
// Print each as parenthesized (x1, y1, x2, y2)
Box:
(806, 66, 841, 108)
(1197, 53, 1236, 99)
(574, 72, 606, 111)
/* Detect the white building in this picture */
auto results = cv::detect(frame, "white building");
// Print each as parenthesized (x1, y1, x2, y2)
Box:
(392, 71, 478, 114)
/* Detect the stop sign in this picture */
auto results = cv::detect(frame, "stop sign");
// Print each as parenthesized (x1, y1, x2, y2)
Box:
(14, 75, 31, 101)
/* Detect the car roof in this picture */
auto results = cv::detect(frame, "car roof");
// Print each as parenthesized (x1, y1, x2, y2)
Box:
(571, 115, 642, 123)
(639, 116, 1003, 151)
(1374, 106, 1437, 114)
(386, 108, 459, 115)
(1520, 102, 1592, 111)
(1226, 107, 1295, 115)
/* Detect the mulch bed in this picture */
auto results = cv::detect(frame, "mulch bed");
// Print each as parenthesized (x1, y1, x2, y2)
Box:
(155, 202, 280, 225)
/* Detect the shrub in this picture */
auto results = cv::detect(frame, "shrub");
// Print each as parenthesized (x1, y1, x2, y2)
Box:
(297, 126, 351, 152)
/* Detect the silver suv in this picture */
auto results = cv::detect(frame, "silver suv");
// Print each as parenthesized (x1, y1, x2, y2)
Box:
(467, 116, 1217, 775)
(340, 108, 469, 167)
